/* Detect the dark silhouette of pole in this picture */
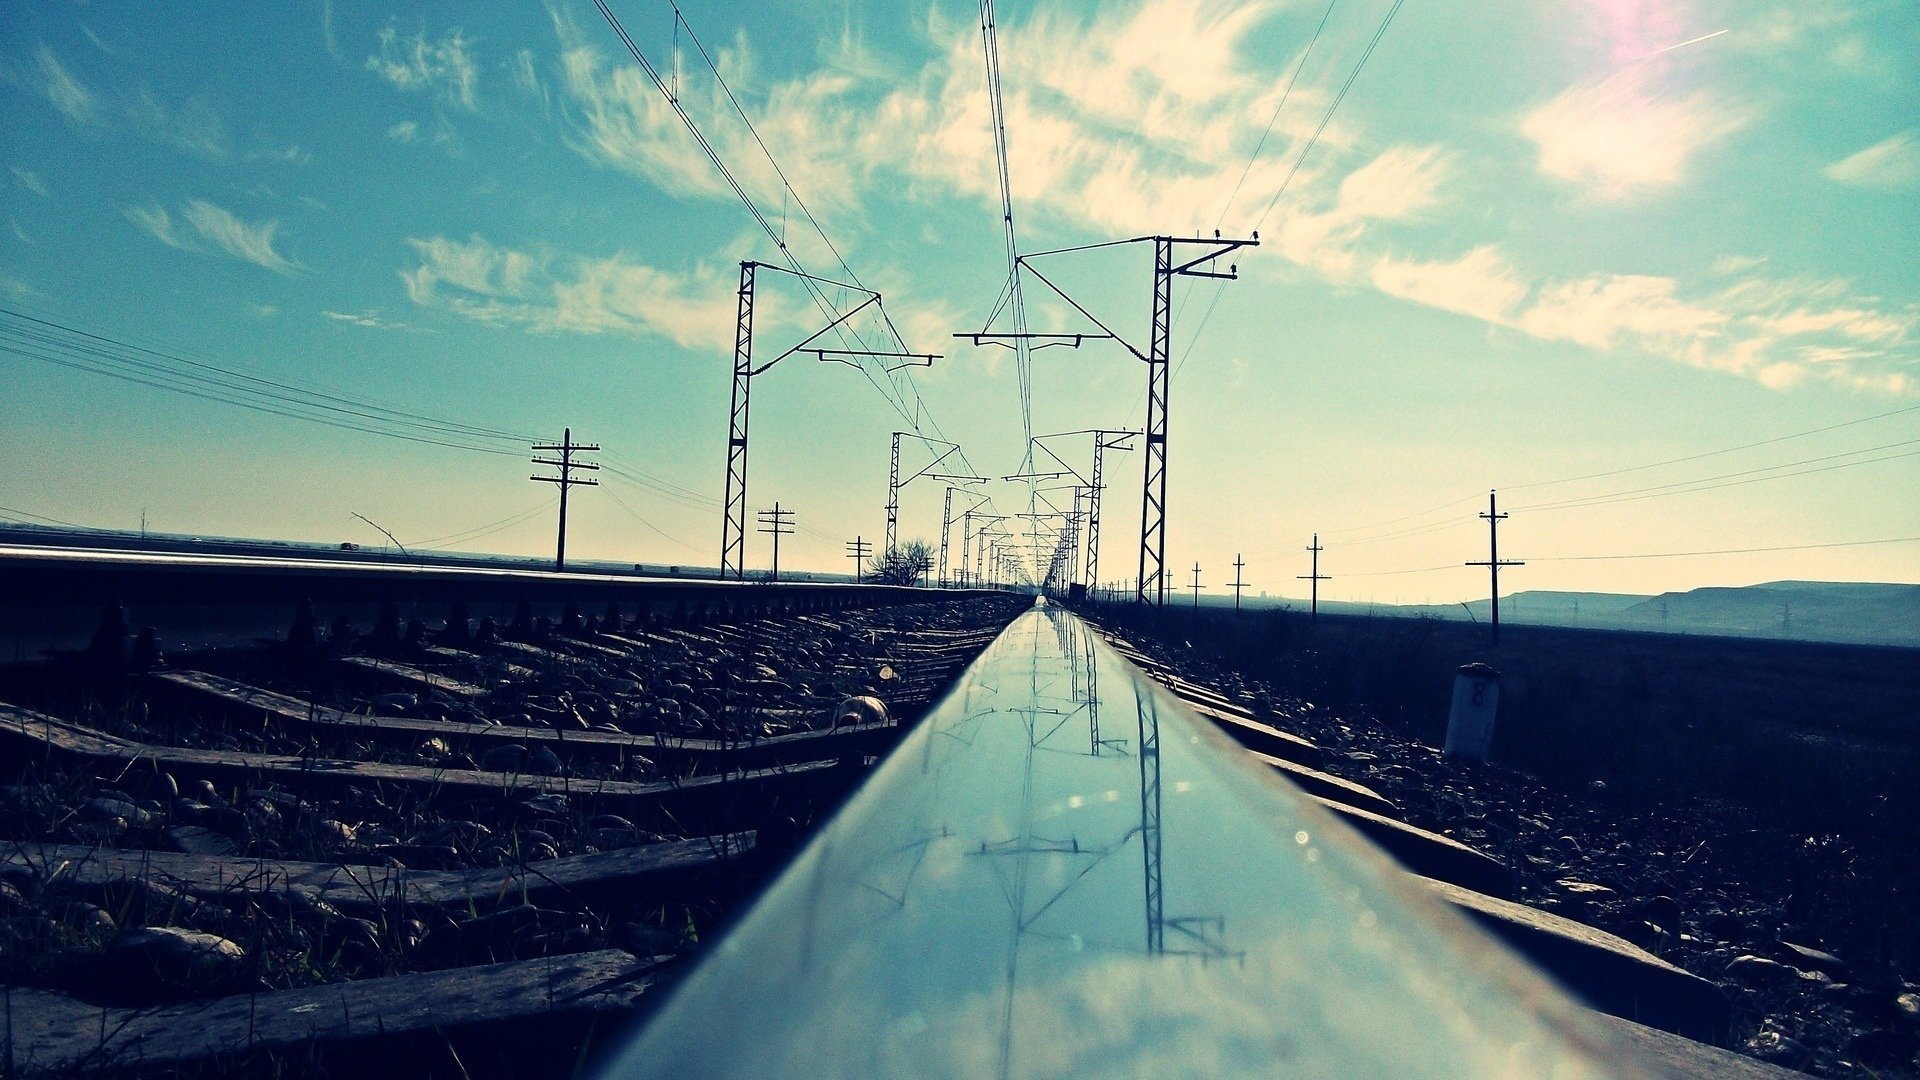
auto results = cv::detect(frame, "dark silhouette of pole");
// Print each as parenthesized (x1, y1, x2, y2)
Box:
(718, 263, 913, 581)
(757, 503, 795, 581)
(531, 428, 599, 571)
(1189, 562, 1202, 611)
(845, 535, 870, 581)
(1229, 554, 1247, 612)
(1297, 533, 1329, 621)
(1127, 235, 1257, 606)
(1466, 491, 1523, 646)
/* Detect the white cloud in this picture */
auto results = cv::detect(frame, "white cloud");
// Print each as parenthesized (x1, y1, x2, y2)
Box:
(547, 0, 1354, 252)
(125, 202, 186, 249)
(1371, 245, 1530, 324)
(0, 272, 47, 304)
(1521, 69, 1749, 199)
(1490, 267, 1915, 393)
(1519, 274, 1729, 351)
(1276, 146, 1447, 278)
(29, 45, 98, 124)
(181, 200, 298, 274)
(368, 26, 479, 110)
(401, 233, 735, 351)
(11, 167, 49, 198)
(251, 303, 279, 318)
(128, 199, 298, 274)
(528, 1, 1913, 397)
(1824, 131, 1920, 191)
(323, 309, 407, 329)
(387, 120, 420, 143)
(1709, 254, 1766, 276)
(321, 0, 344, 62)
(130, 88, 229, 158)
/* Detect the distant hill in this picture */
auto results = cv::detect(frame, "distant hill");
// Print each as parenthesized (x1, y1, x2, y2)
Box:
(1244, 580, 1920, 649)
(1615, 581, 1920, 646)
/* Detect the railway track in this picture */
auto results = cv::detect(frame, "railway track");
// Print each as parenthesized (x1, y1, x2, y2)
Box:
(609, 605, 1793, 1078)
(0, 548, 1802, 1076)
(0, 547, 1024, 1076)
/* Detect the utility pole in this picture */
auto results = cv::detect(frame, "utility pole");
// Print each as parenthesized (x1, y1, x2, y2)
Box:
(845, 535, 870, 582)
(1189, 562, 1202, 611)
(757, 503, 795, 581)
(1297, 533, 1330, 621)
(1230, 554, 1247, 612)
(719, 262, 933, 580)
(884, 432, 982, 558)
(1085, 430, 1135, 594)
(994, 234, 1256, 605)
(1465, 491, 1523, 646)
(531, 428, 599, 572)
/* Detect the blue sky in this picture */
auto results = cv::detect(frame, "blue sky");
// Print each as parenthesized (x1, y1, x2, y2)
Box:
(2, 0, 1915, 602)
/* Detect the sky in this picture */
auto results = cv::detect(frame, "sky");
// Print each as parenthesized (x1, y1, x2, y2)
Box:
(2, 0, 1916, 603)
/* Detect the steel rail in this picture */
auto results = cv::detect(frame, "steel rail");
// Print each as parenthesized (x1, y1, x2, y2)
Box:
(603, 604, 1727, 1077)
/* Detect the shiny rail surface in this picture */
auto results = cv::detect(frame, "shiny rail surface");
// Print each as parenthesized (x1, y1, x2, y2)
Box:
(605, 602, 1640, 1078)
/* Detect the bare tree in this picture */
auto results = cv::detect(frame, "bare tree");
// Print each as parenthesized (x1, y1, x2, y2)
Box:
(867, 540, 933, 585)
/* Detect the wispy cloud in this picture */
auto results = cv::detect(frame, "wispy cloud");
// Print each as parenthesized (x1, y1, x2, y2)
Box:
(400, 233, 737, 351)
(548, 0, 1367, 270)
(368, 25, 479, 110)
(1521, 70, 1749, 200)
(387, 120, 420, 143)
(1824, 131, 1920, 191)
(127, 199, 299, 274)
(323, 309, 408, 329)
(0, 271, 47, 304)
(10, 167, 49, 198)
(1274, 146, 1448, 279)
(130, 88, 228, 158)
(320, 0, 344, 62)
(1502, 270, 1914, 394)
(1371, 245, 1530, 325)
(535, 1, 1910, 396)
(125, 202, 186, 249)
(1519, 274, 1728, 351)
(28, 45, 99, 124)
(181, 200, 298, 273)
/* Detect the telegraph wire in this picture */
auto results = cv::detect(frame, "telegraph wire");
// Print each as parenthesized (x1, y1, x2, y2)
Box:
(1213, 0, 1340, 229)
(1, 308, 534, 443)
(600, 483, 706, 554)
(7, 308, 737, 530)
(1337, 535, 1920, 578)
(1536, 536, 1920, 562)
(597, 0, 974, 462)
(1171, 0, 1405, 384)
(1503, 401, 1920, 492)
(1513, 445, 1920, 514)
(4, 342, 524, 458)
(412, 500, 555, 549)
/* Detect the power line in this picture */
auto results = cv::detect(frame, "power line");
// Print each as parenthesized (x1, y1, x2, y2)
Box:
(595, 1, 961, 449)
(1212, 0, 1341, 229)
(0, 505, 89, 530)
(600, 483, 705, 555)
(1536, 536, 1920, 562)
(1513, 443, 1920, 514)
(4, 340, 522, 457)
(412, 499, 553, 548)
(1504, 400, 1920, 492)
(1335, 535, 1920, 578)
(1169, 0, 1404, 385)
(1, 309, 534, 443)
(1329, 401, 1920, 541)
